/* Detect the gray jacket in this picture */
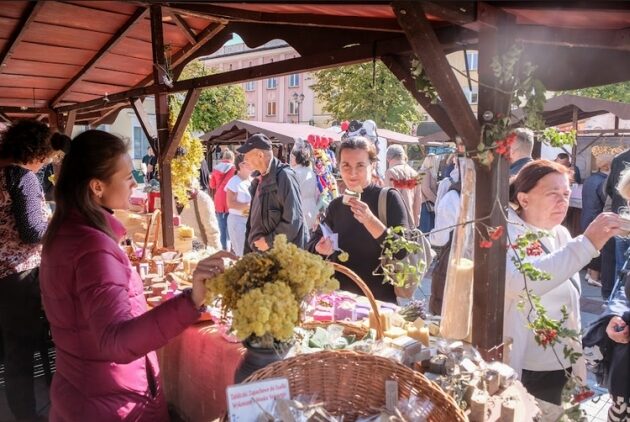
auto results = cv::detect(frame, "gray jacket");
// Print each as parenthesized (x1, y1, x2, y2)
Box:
(244, 157, 307, 253)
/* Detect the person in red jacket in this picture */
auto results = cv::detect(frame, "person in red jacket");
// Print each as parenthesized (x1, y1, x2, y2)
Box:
(40, 130, 234, 421)
(209, 149, 235, 250)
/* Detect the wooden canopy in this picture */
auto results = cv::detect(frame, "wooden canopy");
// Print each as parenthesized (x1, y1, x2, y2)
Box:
(1, 1, 628, 359)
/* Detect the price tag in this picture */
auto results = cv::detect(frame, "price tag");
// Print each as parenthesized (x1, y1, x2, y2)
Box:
(227, 377, 290, 422)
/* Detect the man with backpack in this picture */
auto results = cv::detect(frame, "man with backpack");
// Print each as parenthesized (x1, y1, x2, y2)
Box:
(238, 133, 307, 253)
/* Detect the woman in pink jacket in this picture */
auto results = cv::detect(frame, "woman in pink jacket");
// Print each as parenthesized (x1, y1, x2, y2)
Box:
(40, 130, 232, 421)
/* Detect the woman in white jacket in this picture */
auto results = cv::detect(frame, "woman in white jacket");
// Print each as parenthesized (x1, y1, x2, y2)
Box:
(505, 159, 624, 404)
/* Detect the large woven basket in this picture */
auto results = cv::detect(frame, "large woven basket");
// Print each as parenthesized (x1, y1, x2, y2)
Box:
(242, 349, 467, 421)
(303, 262, 384, 339)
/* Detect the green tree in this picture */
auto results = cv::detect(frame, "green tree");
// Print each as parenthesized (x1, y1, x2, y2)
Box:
(170, 60, 247, 133)
(560, 81, 630, 104)
(312, 61, 423, 133)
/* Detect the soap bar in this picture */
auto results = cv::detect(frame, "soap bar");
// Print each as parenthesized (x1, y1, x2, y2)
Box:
(384, 327, 407, 339)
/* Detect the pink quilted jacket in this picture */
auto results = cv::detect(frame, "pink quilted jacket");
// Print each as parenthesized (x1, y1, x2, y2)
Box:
(40, 210, 200, 421)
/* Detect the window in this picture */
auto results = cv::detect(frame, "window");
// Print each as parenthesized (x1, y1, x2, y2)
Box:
(245, 81, 255, 91)
(266, 101, 277, 116)
(288, 101, 298, 115)
(266, 78, 277, 89)
(247, 103, 256, 117)
(133, 126, 150, 160)
(288, 73, 299, 87)
(465, 51, 478, 71)
(463, 86, 478, 104)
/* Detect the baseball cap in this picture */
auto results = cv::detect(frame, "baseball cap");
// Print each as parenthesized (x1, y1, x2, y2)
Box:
(237, 133, 272, 154)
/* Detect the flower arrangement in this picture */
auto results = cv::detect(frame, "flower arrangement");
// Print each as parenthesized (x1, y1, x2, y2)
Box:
(205, 235, 339, 345)
(170, 116, 205, 207)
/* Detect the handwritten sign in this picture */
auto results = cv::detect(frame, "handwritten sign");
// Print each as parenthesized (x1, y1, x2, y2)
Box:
(227, 377, 290, 421)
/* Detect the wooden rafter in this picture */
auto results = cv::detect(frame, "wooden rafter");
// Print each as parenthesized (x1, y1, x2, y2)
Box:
(130, 97, 158, 152)
(56, 36, 412, 113)
(89, 105, 126, 128)
(381, 55, 458, 139)
(0, 112, 11, 124)
(516, 26, 630, 52)
(167, 10, 197, 44)
(49, 7, 148, 107)
(165, 88, 200, 161)
(394, 2, 480, 149)
(0, 2, 45, 69)
(421, 1, 476, 26)
(0, 106, 52, 114)
(164, 3, 403, 32)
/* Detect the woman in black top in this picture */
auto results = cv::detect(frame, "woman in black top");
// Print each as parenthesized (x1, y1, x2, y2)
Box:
(307, 137, 409, 302)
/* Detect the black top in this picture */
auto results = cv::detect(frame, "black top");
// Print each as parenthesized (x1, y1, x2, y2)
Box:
(199, 158, 210, 192)
(307, 184, 409, 303)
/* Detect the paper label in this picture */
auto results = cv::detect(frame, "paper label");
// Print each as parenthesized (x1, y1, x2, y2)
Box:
(319, 223, 340, 251)
(227, 377, 290, 422)
(385, 380, 398, 412)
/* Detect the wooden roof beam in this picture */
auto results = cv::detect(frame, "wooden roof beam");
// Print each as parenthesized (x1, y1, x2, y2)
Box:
(56, 36, 412, 113)
(0, 112, 12, 124)
(381, 54, 458, 140)
(516, 26, 630, 52)
(421, 1, 476, 26)
(394, 2, 480, 149)
(0, 106, 52, 114)
(164, 3, 403, 32)
(49, 7, 148, 108)
(165, 88, 201, 161)
(64, 110, 77, 136)
(167, 10, 197, 44)
(89, 105, 127, 128)
(0, 2, 45, 69)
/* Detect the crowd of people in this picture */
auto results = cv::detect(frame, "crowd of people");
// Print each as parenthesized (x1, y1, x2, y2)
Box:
(3, 118, 630, 420)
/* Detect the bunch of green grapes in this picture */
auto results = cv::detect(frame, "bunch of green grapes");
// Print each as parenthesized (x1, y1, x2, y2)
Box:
(270, 235, 339, 298)
(232, 281, 299, 341)
(205, 252, 279, 314)
(170, 116, 205, 207)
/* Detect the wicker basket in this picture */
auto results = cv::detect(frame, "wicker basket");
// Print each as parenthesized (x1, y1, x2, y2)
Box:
(303, 262, 384, 340)
(240, 349, 467, 421)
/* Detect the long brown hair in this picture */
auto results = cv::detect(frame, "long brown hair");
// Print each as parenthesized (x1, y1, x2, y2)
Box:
(509, 159, 569, 210)
(337, 136, 378, 164)
(43, 130, 128, 250)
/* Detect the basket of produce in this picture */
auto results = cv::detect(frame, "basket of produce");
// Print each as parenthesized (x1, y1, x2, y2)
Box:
(303, 262, 384, 340)
(240, 349, 467, 421)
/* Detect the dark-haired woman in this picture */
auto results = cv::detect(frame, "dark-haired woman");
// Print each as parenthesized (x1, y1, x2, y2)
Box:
(39, 130, 234, 421)
(290, 144, 320, 232)
(307, 137, 409, 303)
(505, 159, 624, 404)
(0, 119, 69, 420)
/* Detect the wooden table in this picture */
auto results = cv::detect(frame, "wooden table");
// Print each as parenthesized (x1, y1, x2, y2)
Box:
(158, 322, 245, 421)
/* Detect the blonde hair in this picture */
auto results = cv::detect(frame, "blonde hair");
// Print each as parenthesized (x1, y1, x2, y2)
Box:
(595, 154, 613, 172)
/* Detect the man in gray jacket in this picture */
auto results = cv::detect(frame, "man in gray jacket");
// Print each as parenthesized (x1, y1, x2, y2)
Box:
(238, 133, 307, 253)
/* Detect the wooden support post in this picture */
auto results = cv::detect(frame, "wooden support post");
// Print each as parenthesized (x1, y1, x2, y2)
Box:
(130, 98, 158, 152)
(151, 4, 175, 248)
(64, 110, 76, 137)
(393, 2, 480, 149)
(472, 5, 515, 361)
(165, 89, 201, 161)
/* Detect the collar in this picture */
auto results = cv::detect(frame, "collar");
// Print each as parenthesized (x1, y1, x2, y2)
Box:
(102, 209, 127, 241)
(261, 156, 275, 177)
(259, 157, 279, 185)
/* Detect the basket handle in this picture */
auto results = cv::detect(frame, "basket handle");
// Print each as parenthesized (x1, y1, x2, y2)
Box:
(140, 209, 161, 260)
(330, 262, 384, 339)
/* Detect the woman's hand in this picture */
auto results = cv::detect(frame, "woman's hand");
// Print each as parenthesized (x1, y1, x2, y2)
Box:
(606, 316, 630, 344)
(191, 250, 238, 307)
(584, 212, 626, 250)
(315, 236, 334, 256)
(348, 197, 386, 238)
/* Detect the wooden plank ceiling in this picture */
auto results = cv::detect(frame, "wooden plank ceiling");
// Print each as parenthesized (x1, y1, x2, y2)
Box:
(0, 1, 628, 125)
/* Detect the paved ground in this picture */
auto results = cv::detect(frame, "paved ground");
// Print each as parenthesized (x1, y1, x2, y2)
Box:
(0, 270, 615, 421)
